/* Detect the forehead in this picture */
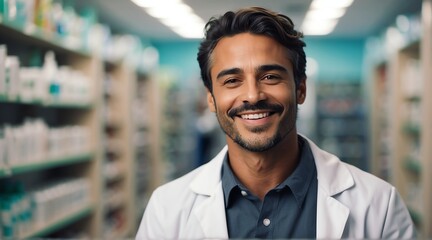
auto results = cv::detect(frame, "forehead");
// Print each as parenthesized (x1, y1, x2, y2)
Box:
(210, 33, 292, 73)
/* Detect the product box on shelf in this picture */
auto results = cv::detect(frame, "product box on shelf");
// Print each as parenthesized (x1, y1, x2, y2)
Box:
(0, 45, 6, 96)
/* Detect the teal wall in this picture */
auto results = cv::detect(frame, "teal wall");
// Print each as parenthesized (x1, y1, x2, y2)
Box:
(153, 40, 201, 84)
(305, 37, 365, 82)
(153, 38, 366, 84)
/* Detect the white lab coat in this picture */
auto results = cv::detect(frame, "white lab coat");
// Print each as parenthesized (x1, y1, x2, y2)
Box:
(136, 137, 415, 239)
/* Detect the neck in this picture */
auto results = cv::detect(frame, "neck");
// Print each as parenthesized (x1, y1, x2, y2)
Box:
(227, 132, 300, 200)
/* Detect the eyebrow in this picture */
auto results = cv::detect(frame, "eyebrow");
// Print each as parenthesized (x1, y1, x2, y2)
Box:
(257, 64, 289, 74)
(216, 68, 243, 80)
(216, 64, 289, 80)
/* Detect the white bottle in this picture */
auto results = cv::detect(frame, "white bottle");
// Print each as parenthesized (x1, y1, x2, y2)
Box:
(0, 45, 7, 96)
(6, 56, 20, 101)
(42, 51, 58, 103)
(0, 128, 5, 169)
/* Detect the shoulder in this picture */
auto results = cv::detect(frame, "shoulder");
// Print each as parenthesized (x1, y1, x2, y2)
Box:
(151, 164, 204, 203)
(304, 135, 394, 195)
(343, 162, 395, 196)
(338, 161, 415, 238)
(136, 160, 216, 239)
(149, 146, 228, 207)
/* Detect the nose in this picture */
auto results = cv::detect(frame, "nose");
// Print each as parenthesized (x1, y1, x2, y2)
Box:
(242, 80, 267, 104)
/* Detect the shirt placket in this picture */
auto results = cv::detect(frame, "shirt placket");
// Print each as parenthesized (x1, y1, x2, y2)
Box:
(254, 190, 280, 238)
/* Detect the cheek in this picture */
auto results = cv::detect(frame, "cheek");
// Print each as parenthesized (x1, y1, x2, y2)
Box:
(267, 86, 295, 104)
(213, 89, 241, 112)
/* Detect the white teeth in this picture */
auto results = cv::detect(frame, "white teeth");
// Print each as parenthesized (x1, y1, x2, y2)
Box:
(241, 112, 270, 120)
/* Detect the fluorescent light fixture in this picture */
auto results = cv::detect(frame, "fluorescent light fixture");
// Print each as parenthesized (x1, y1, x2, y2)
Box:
(301, 0, 354, 36)
(146, 3, 193, 19)
(302, 19, 338, 35)
(131, 0, 205, 39)
(305, 8, 346, 20)
(311, 0, 354, 9)
(161, 15, 203, 28)
(174, 26, 205, 38)
(130, 0, 181, 8)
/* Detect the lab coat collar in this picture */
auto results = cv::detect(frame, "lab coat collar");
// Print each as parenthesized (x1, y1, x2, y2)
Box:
(304, 135, 353, 238)
(189, 146, 229, 239)
(190, 137, 354, 196)
(189, 145, 227, 195)
(305, 135, 355, 196)
(188, 136, 354, 239)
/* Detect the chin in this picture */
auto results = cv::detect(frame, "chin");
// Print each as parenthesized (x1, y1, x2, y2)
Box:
(235, 135, 281, 152)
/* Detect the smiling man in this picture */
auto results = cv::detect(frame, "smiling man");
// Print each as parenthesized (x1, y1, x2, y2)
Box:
(136, 7, 415, 239)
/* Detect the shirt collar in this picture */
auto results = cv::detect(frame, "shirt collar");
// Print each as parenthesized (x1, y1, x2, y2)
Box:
(221, 153, 240, 207)
(221, 135, 316, 208)
(277, 135, 316, 208)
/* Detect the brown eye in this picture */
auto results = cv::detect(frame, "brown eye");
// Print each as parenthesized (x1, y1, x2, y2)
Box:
(224, 78, 240, 86)
(262, 74, 281, 82)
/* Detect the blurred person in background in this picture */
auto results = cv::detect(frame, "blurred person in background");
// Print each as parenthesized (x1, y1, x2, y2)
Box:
(195, 98, 224, 167)
(137, 7, 415, 239)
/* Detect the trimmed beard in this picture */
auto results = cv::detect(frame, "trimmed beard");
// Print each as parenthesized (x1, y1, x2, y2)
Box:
(214, 100, 298, 152)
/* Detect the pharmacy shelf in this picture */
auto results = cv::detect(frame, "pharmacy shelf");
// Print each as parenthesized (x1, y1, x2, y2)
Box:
(419, 1, 432, 236)
(0, 3, 161, 239)
(368, 62, 391, 180)
(101, 59, 135, 237)
(0, 153, 93, 178)
(403, 158, 421, 174)
(0, 9, 103, 239)
(408, 207, 422, 226)
(22, 203, 94, 239)
(0, 18, 90, 57)
(131, 69, 166, 234)
(388, 40, 424, 232)
(315, 82, 368, 170)
(367, 0, 432, 237)
(0, 95, 94, 109)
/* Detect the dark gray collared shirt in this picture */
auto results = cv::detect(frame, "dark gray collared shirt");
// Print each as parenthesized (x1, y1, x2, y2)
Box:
(221, 135, 317, 239)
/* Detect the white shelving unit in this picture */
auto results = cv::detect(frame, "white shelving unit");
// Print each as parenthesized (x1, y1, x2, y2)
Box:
(367, 0, 432, 236)
(418, 0, 432, 235)
(0, 20, 102, 238)
(101, 60, 135, 238)
(369, 62, 392, 180)
(0, 7, 161, 238)
(131, 70, 163, 232)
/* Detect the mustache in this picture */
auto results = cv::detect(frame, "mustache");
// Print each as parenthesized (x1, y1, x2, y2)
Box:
(228, 101, 284, 118)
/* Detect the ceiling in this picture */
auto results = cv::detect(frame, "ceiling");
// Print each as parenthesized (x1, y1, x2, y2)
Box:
(81, 0, 423, 41)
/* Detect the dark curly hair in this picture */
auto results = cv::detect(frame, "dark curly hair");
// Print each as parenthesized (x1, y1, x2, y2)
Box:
(197, 7, 307, 93)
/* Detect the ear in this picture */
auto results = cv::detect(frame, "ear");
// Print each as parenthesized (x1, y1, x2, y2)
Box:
(296, 78, 307, 104)
(206, 89, 216, 112)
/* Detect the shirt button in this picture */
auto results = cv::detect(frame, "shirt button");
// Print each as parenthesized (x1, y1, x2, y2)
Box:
(241, 190, 248, 196)
(263, 218, 271, 226)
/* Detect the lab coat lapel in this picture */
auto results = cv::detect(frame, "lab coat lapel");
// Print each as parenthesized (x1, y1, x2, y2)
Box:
(316, 188, 350, 238)
(193, 184, 228, 238)
(189, 146, 229, 239)
(189, 139, 355, 239)
(305, 136, 353, 238)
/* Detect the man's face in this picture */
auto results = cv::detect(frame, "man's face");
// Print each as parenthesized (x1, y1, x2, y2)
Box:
(207, 33, 306, 152)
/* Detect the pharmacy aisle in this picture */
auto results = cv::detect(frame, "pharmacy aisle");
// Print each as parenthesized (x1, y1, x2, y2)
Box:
(0, 27, 101, 238)
(366, 0, 432, 237)
(0, 1, 161, 238)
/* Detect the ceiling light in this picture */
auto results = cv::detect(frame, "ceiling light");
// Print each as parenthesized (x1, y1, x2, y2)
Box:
(173, 25, 204, 38)
(130, 0, 181, 8)
(302, 19, 338, 35)
(311, 0, 354, 9)
(130, 0, 205, 39)
(301, 0, 354, 36)
(161, 15, 204, 28)
(305, 8, 346, 20)
(146, 3, 193, 19)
